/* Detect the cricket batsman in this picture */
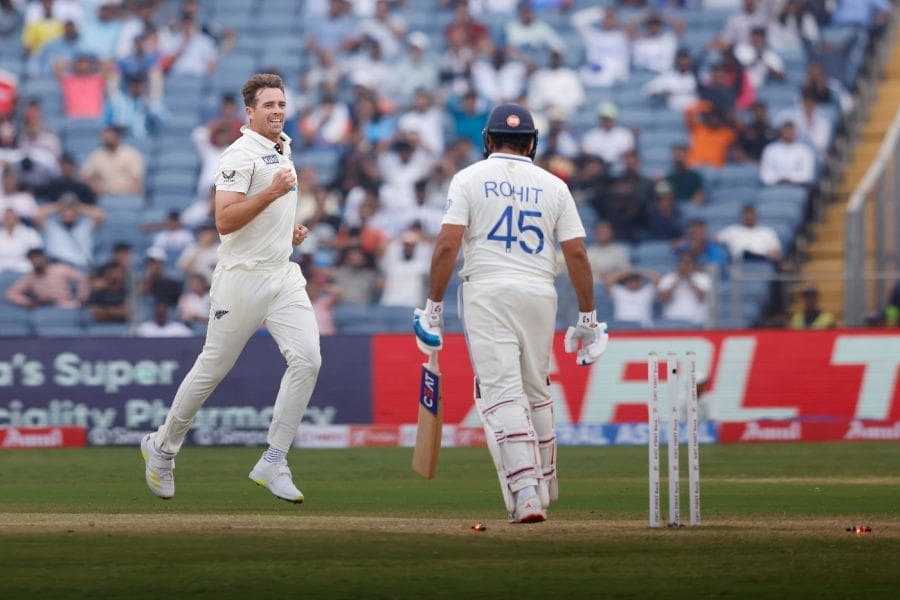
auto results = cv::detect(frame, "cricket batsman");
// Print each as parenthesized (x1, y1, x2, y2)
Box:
(414, 103, 609, 523)
(141, 73, 321, 503)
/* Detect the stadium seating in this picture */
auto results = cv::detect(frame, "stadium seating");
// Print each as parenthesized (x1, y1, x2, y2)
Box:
(0, 0, 872, 337)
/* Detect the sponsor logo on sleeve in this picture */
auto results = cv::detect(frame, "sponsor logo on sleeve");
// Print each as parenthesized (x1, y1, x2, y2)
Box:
(221, 170, 236, 182)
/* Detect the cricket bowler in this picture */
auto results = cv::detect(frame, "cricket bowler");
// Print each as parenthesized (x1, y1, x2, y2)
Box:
(414, 103, 609, 523)
(141, 73, 321, 503)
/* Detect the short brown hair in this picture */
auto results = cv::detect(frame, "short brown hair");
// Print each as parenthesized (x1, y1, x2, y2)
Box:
(242, 73, 285, 108)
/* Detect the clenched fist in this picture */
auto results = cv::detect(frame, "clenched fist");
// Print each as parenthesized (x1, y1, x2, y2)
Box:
(292, 224, 309, 245)
(268, 168, 296, 199)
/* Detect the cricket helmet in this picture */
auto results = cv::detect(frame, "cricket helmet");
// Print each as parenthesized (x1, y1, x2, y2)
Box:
(482, 103, 539, 160)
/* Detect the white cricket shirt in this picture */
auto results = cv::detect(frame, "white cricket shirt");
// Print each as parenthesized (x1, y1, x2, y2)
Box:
(442, 152, 585, 282)
(214, 126, 298, 270)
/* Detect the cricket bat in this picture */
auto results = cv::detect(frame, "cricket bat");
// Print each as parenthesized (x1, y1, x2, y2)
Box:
(412, 350, 443, 479)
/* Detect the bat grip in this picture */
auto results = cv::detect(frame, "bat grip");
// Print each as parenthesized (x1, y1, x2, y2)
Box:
(428, 350, 440, 372)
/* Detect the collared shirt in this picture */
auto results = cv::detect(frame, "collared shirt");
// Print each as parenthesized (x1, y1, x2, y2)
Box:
(443, 152, 585, 282)
(760, 140, 815, 185)
(81, 143, 145, 195)
(214, 126, 297, 270)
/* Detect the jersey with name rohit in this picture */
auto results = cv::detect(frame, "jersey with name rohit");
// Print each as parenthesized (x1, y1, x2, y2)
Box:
(214, 126, 298, 270)
(442, 152, 585, 282)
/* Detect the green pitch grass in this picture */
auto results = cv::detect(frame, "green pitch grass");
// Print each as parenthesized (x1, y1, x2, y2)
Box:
(1, 443, 898, 599)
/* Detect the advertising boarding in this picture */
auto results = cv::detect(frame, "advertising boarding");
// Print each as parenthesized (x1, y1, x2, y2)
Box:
(2, 330, 898, 446)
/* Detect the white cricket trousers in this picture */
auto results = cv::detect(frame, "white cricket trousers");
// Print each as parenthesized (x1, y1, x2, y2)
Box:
(155, 261, 321, 454)
(461, 276, 556, 493)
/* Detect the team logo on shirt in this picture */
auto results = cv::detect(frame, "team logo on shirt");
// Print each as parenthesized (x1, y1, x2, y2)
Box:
(261, 154, 279, 165)
(221, 170, 236, 182)
(506, 114, 520, 127)
(214, 310, 229, 320)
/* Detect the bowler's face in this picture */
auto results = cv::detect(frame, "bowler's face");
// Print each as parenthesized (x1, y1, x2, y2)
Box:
(248, 87, 287, 142)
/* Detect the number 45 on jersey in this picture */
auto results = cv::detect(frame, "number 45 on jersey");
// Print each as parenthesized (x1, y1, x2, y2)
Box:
(487, 207, 544, 254)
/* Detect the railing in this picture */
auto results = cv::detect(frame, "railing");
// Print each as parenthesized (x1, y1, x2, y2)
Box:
(844, 108, 900, 326)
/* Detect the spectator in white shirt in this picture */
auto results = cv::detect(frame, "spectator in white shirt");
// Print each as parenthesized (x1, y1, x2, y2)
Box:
(581, 102, 635, 170)
(387, 32, 439, 101)
(375, 135, 435, 229)
(149, 211, 195, 257)
(0, 168, 38, 221)
(717, 204, 782, 262)
(767, 0, 819, 54)
(396, 88, 445, 157)
(160, 13, 217, 76)
(642, 49, 698, 111)
(657, 252, 711, 326)
(177, 273, 210, 326)
(378, 229, 432, 307)
(135, 301, 193, 337)
(718, 0, 768, 47)
(759, 121, 815, 186)
(471, 46, 527, 105)
(572, 6, 630, 87)
(775, 92, 831, 158)
(191, 123, 231, 197)
(356, 0, 406, 60)
(610, 270, 659, 328)
(344, 35, 392, 95)
(0, 208, 42, 273)
(504, 1, 563, 55)
(628, 12, 684, 74)
(527, 49, 585, 118)
(734, 27, 785, 90)
(300, 93, 353, 148)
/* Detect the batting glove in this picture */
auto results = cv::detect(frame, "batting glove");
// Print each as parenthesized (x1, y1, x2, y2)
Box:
(564, 310, 609, 366)
(413, 298, 444, 354)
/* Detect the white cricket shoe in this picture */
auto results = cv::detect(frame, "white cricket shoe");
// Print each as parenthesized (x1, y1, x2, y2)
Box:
(510, 494, 546, 524)
(141, 433, 174, 499)
(249, 458, 304, 503)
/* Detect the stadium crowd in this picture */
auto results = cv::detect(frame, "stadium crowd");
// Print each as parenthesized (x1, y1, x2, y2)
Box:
(0, 0, 894, 336)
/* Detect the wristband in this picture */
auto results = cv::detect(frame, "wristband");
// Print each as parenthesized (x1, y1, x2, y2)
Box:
(578, 310, 597, 327)
(426, 298, 444, 316)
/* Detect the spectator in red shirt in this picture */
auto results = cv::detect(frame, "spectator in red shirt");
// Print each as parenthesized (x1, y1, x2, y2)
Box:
(55, 53, 106, 119)
(444, 0, 491, 53)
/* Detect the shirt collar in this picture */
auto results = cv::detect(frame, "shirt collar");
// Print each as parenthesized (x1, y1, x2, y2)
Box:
(240, 125, 292, 151)
(488, 152, 533, 164)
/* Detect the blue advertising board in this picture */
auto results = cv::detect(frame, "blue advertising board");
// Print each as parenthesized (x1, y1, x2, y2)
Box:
(0, 334, 372, 446)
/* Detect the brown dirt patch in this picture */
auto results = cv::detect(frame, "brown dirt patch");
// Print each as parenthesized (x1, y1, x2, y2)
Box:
(1, 513, 897, 540)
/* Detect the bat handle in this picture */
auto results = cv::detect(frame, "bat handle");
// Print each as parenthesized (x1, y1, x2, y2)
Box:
(428, 350, 440, 371)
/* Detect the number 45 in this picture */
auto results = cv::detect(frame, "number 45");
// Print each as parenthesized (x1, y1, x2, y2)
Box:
(487, 206, 544, 254)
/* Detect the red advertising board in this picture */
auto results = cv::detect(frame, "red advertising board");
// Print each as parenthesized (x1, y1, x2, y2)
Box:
(373, 331, 900, 426)
(0, 426, 87, 449)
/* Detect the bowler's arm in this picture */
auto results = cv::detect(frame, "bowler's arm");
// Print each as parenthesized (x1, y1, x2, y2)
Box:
(426, 224, 465, 302)
(215, 169, 294, 235)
